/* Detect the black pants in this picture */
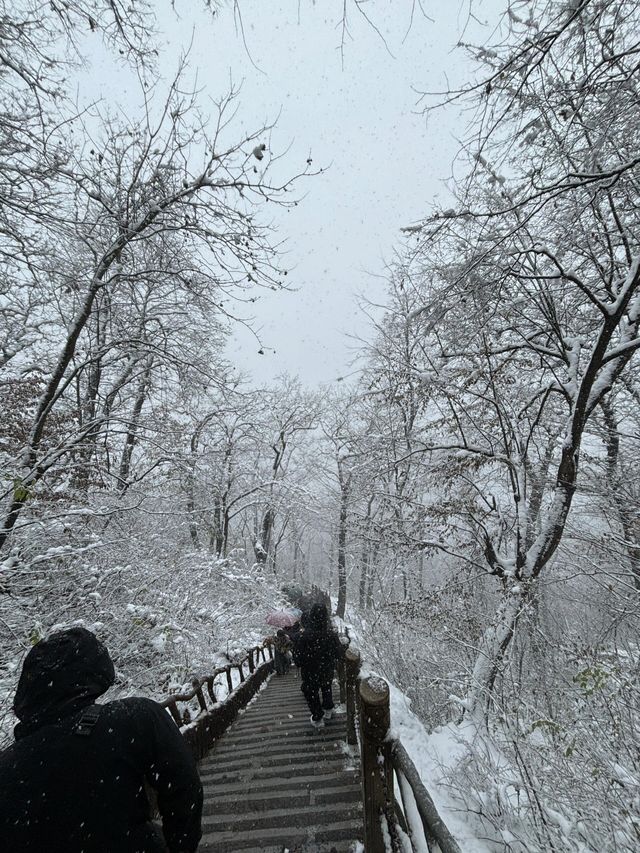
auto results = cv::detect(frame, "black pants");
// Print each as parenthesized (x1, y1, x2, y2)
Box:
(301, 679, 334, 721)
(274, 650, 289, 675)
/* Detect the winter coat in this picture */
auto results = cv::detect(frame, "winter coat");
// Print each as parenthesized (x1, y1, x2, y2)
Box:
(284, 622, 301, 643)
(274, 633, 293, 654)
(0, 627, 203, 853)
(293, 605, 345, 686)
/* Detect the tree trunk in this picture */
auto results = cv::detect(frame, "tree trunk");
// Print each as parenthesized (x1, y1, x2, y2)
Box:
(186, 487, 199, 548)
(117, 358, 153, 494)
(366, 540, 380, 609)
(209, 496, 224, 555)
(336, 471, 351, 619)
(359, 540, 369, 610)
(417, 550, 425, 593)
(222, 505, 230, 558)
(254, 507, 274, 565)
(601, 398, 640, 591)
(465, 584, 527, 721)
(359, 496, 374, 610)
(74, 311, 105, 496)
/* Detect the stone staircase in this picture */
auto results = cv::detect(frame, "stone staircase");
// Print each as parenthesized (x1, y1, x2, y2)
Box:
(198, 669, 363, 852)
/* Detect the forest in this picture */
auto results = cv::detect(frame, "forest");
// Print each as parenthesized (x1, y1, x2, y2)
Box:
(1, 2, 639, 851)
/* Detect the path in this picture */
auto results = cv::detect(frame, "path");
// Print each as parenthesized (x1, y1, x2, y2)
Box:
(197, 668, 362, 852)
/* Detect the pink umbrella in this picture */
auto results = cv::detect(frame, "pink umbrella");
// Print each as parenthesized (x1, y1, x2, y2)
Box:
(265, 609, 301, 628)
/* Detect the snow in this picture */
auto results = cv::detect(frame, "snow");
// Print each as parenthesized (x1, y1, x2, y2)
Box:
(150, 632, 167, 653)
(358, 659, 493, 853)
(396, 771, 431, 853)
(0, 1, 638, 849)
(368, 675, 389, 694)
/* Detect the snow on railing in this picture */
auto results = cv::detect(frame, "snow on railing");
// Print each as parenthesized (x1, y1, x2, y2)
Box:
(348, 669, 462, 853)
(160, 638, 275, 760)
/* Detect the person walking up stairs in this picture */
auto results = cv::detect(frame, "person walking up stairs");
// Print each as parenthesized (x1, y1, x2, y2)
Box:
(294, 604, 347, 729)
(197, 667, 362, 852)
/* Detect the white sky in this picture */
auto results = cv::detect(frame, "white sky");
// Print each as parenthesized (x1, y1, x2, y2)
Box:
(86, 0, 503, 386)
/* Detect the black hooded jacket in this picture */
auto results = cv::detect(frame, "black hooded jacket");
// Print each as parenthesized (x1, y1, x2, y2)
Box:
(0, 627, 203, 853)
(293, 604, 345, 685)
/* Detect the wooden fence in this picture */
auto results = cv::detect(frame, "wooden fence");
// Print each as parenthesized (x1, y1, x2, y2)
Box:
(160, 604, 460, 853)
(161, 638, 274, 761)
(339, 649, 462, 853)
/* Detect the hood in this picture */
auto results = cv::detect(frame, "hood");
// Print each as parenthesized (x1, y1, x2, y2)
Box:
(309, 603, 328, 632)
(13, 627, 115, 738)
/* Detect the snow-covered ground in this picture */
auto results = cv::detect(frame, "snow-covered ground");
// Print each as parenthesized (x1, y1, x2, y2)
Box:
(343, 606, 493, 852)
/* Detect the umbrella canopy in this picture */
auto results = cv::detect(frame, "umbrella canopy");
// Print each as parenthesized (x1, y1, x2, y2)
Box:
(265, 609, 301, 628)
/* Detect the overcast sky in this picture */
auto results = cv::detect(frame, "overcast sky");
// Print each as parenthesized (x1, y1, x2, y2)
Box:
(88, 1, 503, 387)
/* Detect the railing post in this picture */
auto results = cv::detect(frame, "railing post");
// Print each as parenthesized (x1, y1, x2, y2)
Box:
(345, 647, 361, 746)
(192, 679, 207, 713)
(166, 700, 182, 727)
(248, 648, 255, 673)
(225, 666, 233, 694)
(337, 659, 346, 703)
(206, 676, 216, 704)
(359, 676, 393, 853)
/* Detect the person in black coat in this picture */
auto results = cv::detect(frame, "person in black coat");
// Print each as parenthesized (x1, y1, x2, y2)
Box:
(293, 603, 345, 728)
(0, 626, 203, 853)
(273, 628, 293, 675)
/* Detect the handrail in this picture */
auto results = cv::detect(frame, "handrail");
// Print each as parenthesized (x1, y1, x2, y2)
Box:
(161, 638, 275, 759)
(341, 664, 462, 853)
(158, 596, 458, 851)
(162, 584, 330, 756)
(160, 585, 331, 758)
(392, 739, 462, 853)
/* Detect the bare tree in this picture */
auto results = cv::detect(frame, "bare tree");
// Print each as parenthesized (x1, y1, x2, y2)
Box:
(394, 0, 640, 717)
(0, 73, 312, 551)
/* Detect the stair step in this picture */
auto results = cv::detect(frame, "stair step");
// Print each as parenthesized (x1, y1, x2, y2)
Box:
(201, 782, 360, 815)
(215, 721, 346, 737)
(216, 719, 347, 741)
(200, 764, 354, 785)
(200, 760, 358, 784)
(240, 706, 308, 717)
(200, 771, 360, 797)
(230, 715, 346, 732)
(202, 801, 362, 832)
(216, 729, 347, 748)
(208, 735, 347, 759)
(202, 739, 350, 761)
(202, 777, 361, 797)
(199, 818, 363, 851)
(223, 722, 345, 741)
(254, 692, 312, 700)
(206, 747, 344, 767)
(202, 747, 346, 767)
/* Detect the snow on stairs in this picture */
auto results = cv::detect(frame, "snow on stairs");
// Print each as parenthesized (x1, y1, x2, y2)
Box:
(198, 669, 362, 853)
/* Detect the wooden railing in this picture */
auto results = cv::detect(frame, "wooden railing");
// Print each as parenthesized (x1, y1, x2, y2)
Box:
(337, 645, 361, 745)
(159, 603, 459, 852)
(161, 638, 274, 760)
(340, 652, 462, 853)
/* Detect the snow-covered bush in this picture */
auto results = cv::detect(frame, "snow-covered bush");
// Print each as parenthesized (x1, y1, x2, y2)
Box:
(0, 505, 282, 747)
(349, 549, 639, 852)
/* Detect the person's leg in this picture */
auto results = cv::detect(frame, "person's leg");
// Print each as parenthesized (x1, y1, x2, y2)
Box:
(301, 679, 323, 721)
(320, 680, 335, 714)
(275, 650, 286, 675)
